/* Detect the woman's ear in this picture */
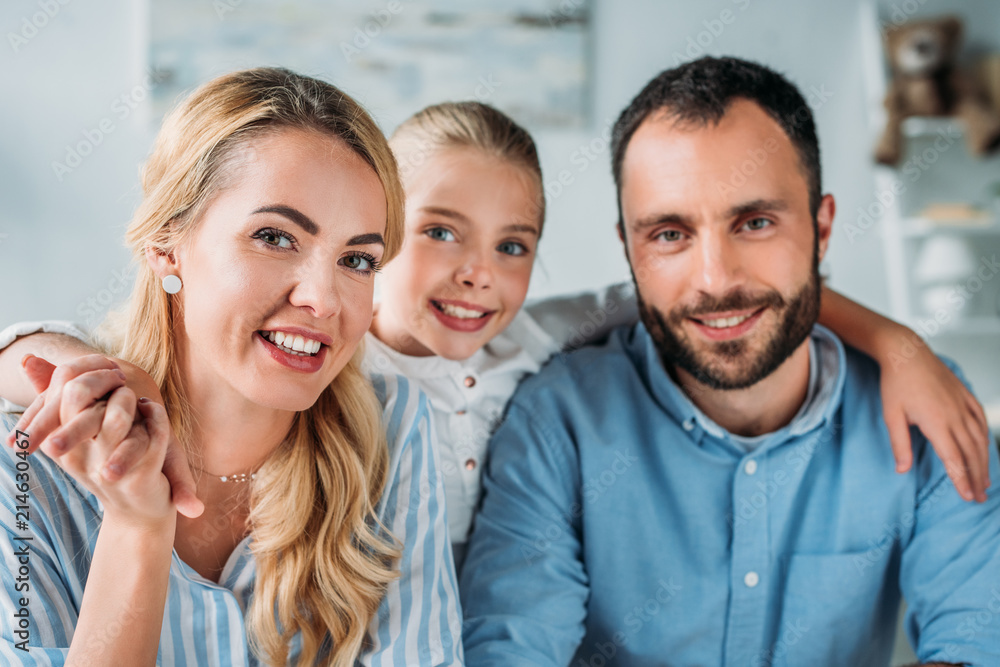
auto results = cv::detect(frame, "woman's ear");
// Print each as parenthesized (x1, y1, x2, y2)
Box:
(144, 244, 179, 279)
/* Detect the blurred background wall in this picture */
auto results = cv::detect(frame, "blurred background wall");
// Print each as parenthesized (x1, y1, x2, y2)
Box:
(0, 0, 894, 320)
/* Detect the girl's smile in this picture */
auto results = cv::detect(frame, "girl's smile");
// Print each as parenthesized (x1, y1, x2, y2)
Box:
(428, 298, 497, 333)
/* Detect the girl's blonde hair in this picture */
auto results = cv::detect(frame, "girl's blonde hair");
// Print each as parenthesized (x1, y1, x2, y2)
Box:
(390, 101, 546, 229)
(99, 67, 404, 666)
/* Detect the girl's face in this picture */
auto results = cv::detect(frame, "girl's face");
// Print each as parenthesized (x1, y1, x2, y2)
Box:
(373, 147, 541, 361)
(160, 128, 388, 413)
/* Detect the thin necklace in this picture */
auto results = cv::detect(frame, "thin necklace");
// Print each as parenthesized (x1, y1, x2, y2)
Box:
(197, 468, 257, 483)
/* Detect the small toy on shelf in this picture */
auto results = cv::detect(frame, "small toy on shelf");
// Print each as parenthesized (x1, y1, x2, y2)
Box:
(875, 15, 1000, 165)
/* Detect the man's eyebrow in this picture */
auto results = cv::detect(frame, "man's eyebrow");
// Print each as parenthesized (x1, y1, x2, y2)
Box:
(347, 233, 384, 247)
(727, 199, 789, 218)
(631, 213, 694, 231)
(251, 205, 318, 235)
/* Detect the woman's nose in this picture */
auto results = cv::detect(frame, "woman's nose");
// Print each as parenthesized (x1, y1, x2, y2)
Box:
(288, 261, 342, 318)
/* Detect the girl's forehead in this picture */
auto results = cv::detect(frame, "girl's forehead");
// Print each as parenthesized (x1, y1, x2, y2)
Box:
(406, 148, 542, 221)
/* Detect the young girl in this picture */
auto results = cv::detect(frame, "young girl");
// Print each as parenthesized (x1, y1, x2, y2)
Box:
(5, 102, 990, 579)
(0, 69, 461, 665)
(367, 101, 991, 570)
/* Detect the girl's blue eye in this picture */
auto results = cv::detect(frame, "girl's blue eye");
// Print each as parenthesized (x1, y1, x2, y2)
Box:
(656, 229, 684, 242)
(743, 217, 772, 231)
(426, 227, 456, 242)
(253, 227, 295, 249)
(497, 241, 528, 257)
(340, 252, 381, 274)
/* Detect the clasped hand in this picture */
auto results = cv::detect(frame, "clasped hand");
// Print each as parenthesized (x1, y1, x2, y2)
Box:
(5, 354, 203, 524)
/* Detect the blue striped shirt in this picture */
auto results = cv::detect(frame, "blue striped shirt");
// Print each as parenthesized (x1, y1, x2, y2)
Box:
(0, 373, 463, 666)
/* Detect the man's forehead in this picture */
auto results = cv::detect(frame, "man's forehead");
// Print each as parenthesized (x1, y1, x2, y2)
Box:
(620, 101, 809, 219)
(623, 100, 794, 168)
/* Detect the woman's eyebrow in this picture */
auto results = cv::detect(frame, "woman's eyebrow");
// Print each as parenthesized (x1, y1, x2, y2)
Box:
(348, 233, 384, 247)
(251, 205, 318, 235)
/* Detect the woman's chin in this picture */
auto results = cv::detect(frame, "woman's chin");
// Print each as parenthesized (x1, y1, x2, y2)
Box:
(245, 386, 325, 414)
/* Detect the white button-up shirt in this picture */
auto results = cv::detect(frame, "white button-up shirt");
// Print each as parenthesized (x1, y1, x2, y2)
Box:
(363, 283, 638, 568)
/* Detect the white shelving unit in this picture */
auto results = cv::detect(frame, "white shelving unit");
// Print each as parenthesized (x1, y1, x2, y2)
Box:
(861, 1, 1000, 431)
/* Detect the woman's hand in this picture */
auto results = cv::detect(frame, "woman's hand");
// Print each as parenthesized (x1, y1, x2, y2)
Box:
(880, 343, 991, 502)
(5, 354, 204, 517)
(44, 393, 177, 527)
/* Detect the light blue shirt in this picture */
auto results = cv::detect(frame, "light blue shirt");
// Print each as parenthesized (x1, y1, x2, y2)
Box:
(0, 373, 463, 666)
(460, 323, 1000, 667)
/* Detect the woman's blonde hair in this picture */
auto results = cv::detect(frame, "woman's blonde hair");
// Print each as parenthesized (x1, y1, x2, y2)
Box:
(99, 67, 404, 666)
(390, 101, 546, 229)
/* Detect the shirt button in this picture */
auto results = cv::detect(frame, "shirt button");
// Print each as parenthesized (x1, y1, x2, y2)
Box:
(744, 571, 760, 588)
(465, 458, 477, 471)
(682, 420, 694, 432)
(464, 376, 476, 388)
(744, 460, 758, 475)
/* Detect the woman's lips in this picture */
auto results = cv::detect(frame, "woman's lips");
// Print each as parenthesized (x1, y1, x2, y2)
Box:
(428, 299, 496, 333)
(256, 330, 327, 372)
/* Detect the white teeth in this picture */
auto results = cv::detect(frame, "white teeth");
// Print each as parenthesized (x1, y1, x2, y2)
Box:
(261, 331, 323, 356)
(436, 302, 487, 319)
(701, 314, 752, 329)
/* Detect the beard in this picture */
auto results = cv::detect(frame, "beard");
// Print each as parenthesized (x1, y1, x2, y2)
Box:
(637, 266, 821, 391)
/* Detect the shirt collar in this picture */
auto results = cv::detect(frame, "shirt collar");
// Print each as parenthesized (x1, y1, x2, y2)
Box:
(628, 322, 848, 449)
(364, 331, 487, 380)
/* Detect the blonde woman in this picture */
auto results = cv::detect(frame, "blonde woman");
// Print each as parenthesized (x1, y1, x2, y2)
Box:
(0, 68, 461, 666)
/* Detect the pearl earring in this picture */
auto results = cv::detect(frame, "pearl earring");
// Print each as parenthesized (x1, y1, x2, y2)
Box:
(162, 275, 182, 294)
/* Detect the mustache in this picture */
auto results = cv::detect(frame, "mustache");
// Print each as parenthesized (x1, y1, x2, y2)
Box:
(668, 289, 786, 323)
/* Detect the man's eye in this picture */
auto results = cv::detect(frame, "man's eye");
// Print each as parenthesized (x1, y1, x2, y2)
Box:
(743, 218, 772, 231)
(656, 229, 684, 242)
(426, 227, 456, 242)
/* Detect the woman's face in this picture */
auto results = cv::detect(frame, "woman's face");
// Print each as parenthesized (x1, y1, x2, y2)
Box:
(166, 128, 387, 412)
(373, 147, 541, 361)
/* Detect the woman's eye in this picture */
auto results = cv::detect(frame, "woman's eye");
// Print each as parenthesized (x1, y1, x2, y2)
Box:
(253, 227, 295, 249)
(743, 217, 772, 231)
(340, 253, 380, 274)
(656, 229, 684, 242)
(497, 241, 528, 257)
(426, 227, 456, 242)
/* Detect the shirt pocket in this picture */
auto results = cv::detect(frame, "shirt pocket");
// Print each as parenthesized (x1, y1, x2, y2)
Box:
(772, 550, 893, 667)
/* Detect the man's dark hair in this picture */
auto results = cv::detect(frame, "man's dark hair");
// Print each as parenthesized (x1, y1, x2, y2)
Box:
(611, 56, 822, 232)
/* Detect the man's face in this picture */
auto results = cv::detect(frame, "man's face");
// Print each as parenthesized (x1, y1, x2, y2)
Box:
(619, 99, 834, 390)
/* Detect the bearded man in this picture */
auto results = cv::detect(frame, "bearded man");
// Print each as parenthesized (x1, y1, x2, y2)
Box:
(459, 56, 1000, 667)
